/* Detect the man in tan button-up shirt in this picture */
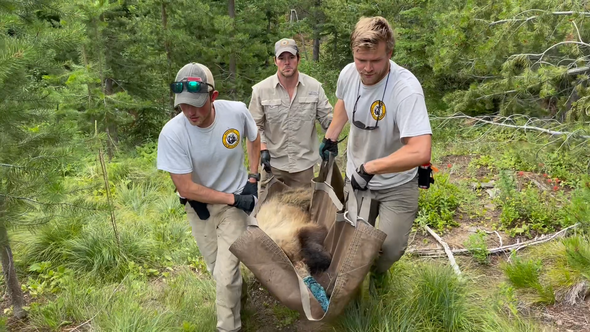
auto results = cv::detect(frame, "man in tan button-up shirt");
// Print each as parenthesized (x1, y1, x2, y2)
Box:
(248, 38, 333, 190)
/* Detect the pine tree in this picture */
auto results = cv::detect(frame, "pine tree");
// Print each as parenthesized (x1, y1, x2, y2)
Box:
(0, 0, 82, 318)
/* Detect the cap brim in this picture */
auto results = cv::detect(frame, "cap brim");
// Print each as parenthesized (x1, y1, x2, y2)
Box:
(174, 92, 208, 108)
(275, 48, 297, 58)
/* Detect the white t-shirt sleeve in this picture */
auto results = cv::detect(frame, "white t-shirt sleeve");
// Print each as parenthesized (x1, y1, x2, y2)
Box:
(335, 64, 352, 100)
(243, 104, 259, 142)
(395, 93, 432, 139)
(157, 131, 193, 174)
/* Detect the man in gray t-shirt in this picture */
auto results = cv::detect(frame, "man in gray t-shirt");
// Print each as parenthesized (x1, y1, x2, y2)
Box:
(322, 17, 433, 281)
(157, 62, 260, 332)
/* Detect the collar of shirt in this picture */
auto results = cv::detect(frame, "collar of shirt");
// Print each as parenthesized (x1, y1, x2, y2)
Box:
(271, 72, 306, 90)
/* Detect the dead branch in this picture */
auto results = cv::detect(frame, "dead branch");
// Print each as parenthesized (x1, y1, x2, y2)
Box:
(508, 42, 590, 65)
(98, 149, 120, 248)
(410, 223, 579, 258)
(508, 223, 579, 260)
(430, 114, 590, 139)
(0, 163, 23, 168)
(488, 11, 590, 27)
(424, 225, 462, 276)
(572, 21, 583, 43)
(484, 230, 503, 247)
(0, 194, 101, 211)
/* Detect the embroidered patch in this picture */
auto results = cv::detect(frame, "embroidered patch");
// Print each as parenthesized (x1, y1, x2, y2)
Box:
(222, 128, 240, 149)
(370, 100, 386, 121)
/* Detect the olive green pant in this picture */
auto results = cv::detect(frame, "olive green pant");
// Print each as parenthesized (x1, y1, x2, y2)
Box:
(345, 176, 419, 274)
(186, 203, 248, 332)
(260, 166, 314, 193)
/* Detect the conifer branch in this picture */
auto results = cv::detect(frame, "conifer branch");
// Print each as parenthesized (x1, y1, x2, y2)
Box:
(0, 194, 100, 211)
(488, 11, 590, 26)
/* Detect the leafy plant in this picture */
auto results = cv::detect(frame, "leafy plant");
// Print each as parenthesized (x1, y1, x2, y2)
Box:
(464, 231, 490, 265)
(417, 173, 464, 231)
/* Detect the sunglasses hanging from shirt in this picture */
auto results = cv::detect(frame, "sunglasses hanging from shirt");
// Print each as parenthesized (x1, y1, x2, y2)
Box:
(170, 77, 214, 94)
(352, 69, 391, 130)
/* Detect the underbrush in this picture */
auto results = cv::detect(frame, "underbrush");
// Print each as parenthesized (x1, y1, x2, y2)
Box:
(5, 121, 589, 331)
(333, 258, 541, 332)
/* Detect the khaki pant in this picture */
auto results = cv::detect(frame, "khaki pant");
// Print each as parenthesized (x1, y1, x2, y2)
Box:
(345, 176, 419, 274)
(260, 166, 314, 191)
(186, 203, 248, 332)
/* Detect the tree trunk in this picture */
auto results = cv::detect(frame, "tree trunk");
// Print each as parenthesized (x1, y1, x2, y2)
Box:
(161, 1, 175, 116)
(0, 223, 26, 319)
(228, 0, 236, 98)
(312, 0, 321, 62)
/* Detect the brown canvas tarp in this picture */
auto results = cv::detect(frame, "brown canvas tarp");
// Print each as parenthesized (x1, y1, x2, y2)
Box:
(229, 156, 386, 321)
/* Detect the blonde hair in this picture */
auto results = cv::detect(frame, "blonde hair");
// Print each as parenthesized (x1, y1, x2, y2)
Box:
(350, 16, 395, 54)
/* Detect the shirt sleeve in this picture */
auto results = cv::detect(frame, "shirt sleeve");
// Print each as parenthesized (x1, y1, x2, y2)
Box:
(394, 93, 432, 139)
(335, 69, 346, 101)
(247, 86, 267, 144)
(315, 85, 333, 131)
(157, 130, 193, 174)
(243, 103, 259, 142)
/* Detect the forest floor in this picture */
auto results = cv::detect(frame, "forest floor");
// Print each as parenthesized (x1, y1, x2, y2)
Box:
(236, 153, 590, 332)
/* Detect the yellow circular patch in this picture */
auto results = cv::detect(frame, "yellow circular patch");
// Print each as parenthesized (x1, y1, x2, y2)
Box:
(370, 100, 386, 121)
(281, 40, 289, 45)
(222, 129, 240, 149)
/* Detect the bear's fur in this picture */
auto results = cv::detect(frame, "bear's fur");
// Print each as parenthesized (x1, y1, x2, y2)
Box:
(256, 187, 331, 275)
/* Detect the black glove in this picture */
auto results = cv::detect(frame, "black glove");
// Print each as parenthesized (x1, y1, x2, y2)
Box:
(188, 200, 210, 220)
(319, 137, 338, 161)
(260, 150, 271, 173)
(351, 164, 374, 191)
(231, 194, 257, 214)
(242, 180, 258, 198)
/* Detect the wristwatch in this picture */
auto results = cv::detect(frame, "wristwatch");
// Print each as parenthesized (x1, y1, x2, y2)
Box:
(248, 173, 260, 181)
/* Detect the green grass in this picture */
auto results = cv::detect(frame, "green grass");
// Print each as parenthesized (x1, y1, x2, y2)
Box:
(333, 258, 542, 332)
(28, 267, 216, 331)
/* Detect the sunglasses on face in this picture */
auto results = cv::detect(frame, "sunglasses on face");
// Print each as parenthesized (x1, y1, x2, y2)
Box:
(170, 79, 214, 94)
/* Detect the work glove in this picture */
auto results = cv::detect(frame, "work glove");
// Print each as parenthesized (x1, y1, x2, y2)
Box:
(319, 137, 338, 161)
(260, 150, 271, 173)
(188, 200, 210, 220)
(242, 180, 258, 198)
(351, 164, 374, 191)
(231, 194, 257, 214)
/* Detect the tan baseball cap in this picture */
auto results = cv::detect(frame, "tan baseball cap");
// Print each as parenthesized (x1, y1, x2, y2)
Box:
(174, 63, 215, 108)
(274, 38, 299, 57)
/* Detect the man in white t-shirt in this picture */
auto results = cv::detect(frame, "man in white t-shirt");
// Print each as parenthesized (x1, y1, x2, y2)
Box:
(322, 17, 433, 282)
(157, 62, 260, 332)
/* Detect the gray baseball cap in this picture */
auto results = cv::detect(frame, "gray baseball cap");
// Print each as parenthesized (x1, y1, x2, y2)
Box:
(274, 38, 299, 57)
(173, 63, 215, 108)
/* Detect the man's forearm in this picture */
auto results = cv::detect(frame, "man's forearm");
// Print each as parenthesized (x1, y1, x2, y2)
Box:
(324, 99, 348, 141)
(363, 136, 432, 175)
(174, 178, 235, 205)
(247, 134, 261, 174)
